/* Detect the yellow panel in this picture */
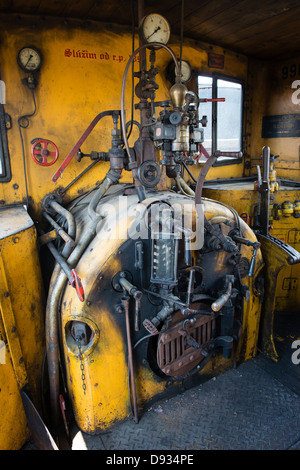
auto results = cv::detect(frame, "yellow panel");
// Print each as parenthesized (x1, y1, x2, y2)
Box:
(0, 205, 45, 449)
(0, 311, 29, 450)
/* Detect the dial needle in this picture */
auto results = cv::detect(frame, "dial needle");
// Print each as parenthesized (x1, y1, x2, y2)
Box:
(24, 54, 33, 67)
(146, 26, 161, 40)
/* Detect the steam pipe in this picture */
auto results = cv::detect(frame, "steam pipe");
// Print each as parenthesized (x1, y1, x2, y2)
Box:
(88, 173, 118, 220)
(42, 211, 75, 247)
(45, 201, 77, 317)
(45, 173, 120, 434)
(47, 200, 76, 255)
(46, 218, 100, 433)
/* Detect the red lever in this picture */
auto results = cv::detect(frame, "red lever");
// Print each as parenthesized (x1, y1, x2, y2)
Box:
(199, 98, 225, 103)
(198, 98, 226, 103)
(196, 143, 210, 160)
(70, 269, 85, 302)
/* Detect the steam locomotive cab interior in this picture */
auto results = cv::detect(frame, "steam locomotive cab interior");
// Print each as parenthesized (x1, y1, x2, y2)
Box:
(0, 0, 299, 450)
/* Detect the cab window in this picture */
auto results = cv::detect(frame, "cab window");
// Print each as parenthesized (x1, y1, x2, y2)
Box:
(198, 74, 243, 164)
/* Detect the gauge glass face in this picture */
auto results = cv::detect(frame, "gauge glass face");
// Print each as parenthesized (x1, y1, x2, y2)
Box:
(18, 47, 41, 72)
(180, 60, 192, 83)
(142, 14, 170, 45)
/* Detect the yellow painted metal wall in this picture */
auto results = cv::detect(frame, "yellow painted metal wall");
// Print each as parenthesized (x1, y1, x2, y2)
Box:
(0, 205, 45, 450)
(247, 55, 300, 180)
(0, 14, 247, 220)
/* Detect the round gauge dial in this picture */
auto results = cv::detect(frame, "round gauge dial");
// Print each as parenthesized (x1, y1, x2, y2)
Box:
(17, 46, 42, 72)
(179, 60, 192, 83)
(140, 13, 171, 47)
(166, 59, 192, 84)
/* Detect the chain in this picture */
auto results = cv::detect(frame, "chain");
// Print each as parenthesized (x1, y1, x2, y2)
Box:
(76, 339, 86, 395)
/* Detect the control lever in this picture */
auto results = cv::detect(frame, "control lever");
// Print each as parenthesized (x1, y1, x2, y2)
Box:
(211, 275, 234, 312)
(70, 269, 85, 302)
(119, 273, 143, 331)
(178, 319, 200, 349)
(232, 235, 261, 277)
(248, 243, 260, 278)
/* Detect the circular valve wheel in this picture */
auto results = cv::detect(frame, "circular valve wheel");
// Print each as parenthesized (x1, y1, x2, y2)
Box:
(137, 161, 161, 188)
(31, 139, 59, 166)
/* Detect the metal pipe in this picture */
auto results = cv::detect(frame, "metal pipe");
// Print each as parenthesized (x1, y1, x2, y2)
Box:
(262, 145, 270, 182)
(122, 297, 139, 423)
(45, 200, 77, 319)
(47, 200, 76, 254)
(46, 176, 116, 433)
(211, 282, 233, 312)
(46, 217, 100, 432)
(42, 211, 75, 247)
(121, 43, 181, 174)
(88, 176, 115, 220)
(44, 240, 72, 281)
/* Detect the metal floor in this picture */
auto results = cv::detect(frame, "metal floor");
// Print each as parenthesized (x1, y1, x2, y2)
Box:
(23, 312, 300, 451)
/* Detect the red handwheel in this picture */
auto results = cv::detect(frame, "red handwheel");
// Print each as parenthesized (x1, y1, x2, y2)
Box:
(31, 139, 59, 166)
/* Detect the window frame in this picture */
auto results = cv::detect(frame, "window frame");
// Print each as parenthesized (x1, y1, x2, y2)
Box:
(198, 72, 244, 167)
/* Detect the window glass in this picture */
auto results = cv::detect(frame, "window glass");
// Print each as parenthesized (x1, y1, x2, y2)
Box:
(197, 76, 212, 155)
(217, 78, 242, 153)
(197, 74, 243, 164)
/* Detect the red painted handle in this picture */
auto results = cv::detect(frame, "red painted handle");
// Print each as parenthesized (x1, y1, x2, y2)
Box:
(70, 269, 85, 302)
(199, 98, 226, 102)
(31, 139, 59, 167)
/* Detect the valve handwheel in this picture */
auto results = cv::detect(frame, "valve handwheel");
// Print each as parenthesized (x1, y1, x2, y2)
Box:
(31, 139, 59, 166)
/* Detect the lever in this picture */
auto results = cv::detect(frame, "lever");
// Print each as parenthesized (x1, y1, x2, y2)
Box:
(232, 235, 261, 278)
(248, 243, 260, 278)
(70, 269, 85, 302)
(119, 273, 143, 331)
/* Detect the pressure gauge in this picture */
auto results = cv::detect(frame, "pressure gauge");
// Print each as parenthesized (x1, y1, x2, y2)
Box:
(166, 59, 192, 83)
(179, 60, 192, 83)
(17, 46, 42, 73)
(140, 13, 171, 47)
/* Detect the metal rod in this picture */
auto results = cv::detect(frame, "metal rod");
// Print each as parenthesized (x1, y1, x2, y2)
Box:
(122, 297, 139, 423)
(47, 200, 76, 253)
(262, 145, 270, 182)
(260, 146, 271, 234)
(42, 211, 75, 247)
(44, 240, 72, 282)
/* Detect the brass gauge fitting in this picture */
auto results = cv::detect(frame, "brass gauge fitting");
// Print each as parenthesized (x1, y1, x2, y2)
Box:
(169, 80, 187, 109)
